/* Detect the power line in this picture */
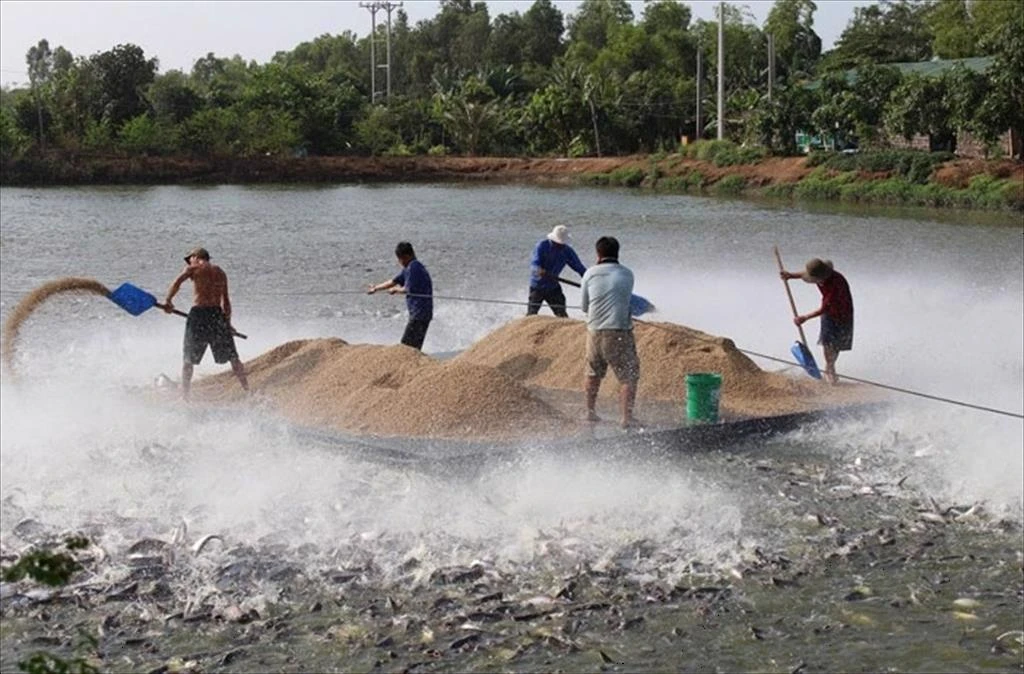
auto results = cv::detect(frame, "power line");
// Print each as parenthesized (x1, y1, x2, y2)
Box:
(360, 0, 401, 103)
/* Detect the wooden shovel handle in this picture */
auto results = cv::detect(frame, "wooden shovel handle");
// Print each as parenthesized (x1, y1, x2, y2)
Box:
(156, 303, 189, 319)
(773, 246, 810, 346)
(557, 276, 581, 288)
(156, 303, 248, 340)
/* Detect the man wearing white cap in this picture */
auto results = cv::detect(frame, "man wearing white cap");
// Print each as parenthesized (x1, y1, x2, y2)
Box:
(527, 225, 587, 317)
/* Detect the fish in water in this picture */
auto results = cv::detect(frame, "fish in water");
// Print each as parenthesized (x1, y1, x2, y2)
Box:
(154, 374, 178, 389)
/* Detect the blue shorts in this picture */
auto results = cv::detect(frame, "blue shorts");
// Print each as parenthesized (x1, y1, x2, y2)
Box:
(819, 315, 853, 351)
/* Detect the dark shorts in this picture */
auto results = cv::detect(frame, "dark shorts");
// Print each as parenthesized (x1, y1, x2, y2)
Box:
(401, 319, 430, 351)
(819, 315, 853, 352)
(527, 286, 569, 317)
(184, 306, 238, 364)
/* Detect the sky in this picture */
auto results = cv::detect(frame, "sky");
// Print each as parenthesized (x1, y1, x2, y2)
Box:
(0, 0, 875, 88)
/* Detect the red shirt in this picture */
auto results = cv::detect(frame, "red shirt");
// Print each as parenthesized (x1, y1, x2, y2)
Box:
(818, 271, 853, 322)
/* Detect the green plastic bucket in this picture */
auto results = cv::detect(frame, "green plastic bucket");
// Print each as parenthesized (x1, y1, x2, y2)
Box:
(686, 373, 722, 424)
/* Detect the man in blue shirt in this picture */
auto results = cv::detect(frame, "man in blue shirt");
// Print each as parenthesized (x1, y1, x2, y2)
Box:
(368, 241, 433, 350)
(527, 225, 587, 317)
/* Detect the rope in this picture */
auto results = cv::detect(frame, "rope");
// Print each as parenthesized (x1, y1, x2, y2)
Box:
(714, 341, 1024, 420)
(389, 290, 1022, 421)
(5, 284, 1021, 420)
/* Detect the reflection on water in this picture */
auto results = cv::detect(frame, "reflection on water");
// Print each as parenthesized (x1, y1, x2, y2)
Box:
(755, 193, 1023, 228)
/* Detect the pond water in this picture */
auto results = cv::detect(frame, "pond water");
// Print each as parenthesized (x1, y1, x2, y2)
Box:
(1, 184, 1021, 672)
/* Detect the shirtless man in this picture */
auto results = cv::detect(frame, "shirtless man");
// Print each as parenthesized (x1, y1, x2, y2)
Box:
(163, 247, 249, 400)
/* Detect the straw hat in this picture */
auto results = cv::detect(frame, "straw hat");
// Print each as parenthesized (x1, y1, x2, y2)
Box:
(547, 225, 570, 244)
(802, 258, 834, 283)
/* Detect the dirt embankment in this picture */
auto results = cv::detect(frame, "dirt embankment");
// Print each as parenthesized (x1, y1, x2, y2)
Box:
(5, 152, 1019, 210)
(3, 153, 811, 186)
(0, 153, 858, 187)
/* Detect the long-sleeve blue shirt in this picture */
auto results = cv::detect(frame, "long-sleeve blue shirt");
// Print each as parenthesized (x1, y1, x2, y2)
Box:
(529, 239, 587, 291)
(392, 258, 433, 322)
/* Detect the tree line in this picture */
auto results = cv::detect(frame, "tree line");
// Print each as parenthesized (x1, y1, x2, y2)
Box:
(1, 0, 1021, 163)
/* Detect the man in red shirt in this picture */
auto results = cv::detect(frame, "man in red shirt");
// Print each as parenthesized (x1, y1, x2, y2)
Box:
(781, 258, 853, 385)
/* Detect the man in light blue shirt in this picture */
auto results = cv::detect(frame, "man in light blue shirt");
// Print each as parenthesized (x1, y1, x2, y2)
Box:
(580, 236, 640, 429)
(527, 225, 587, 317)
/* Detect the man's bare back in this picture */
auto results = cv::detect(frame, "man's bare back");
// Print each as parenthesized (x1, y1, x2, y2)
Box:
(188, 263, 229, 308)
(162, 247, 247, 399)
(164, 249, 233, 322)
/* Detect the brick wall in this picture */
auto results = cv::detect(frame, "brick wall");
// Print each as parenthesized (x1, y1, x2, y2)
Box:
(956, 130, 1017, 159)
(882, 128, 1017, 158)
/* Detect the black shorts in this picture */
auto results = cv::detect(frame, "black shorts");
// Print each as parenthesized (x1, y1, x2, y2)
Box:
(401, 319, 430, 351)
(184, 306, 238, 364)
(527, 286, 569, 317)
(819, 315, 853, 352)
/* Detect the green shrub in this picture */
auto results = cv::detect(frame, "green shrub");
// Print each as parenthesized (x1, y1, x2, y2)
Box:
(81, 118, 114, 153)
(683, 169, 707, 190)
(0, 106, 32, 161)
(793, 170, 856, 201)
(663, 154, 685, 170)
(655, 176, 689, 192)
(966, 173, 1001, 194)
(1000, 181, 1024, 210)
(384, 143, 414, 157)
(578, 172, 610, 186)
(609, 166, 646, 187)
(762, 182, 795, 198)
(805, 150, 830, 167)
(694, 139, 738, 163)
(2, 537, 100, 674)
(911, 182, 957, 208)
(862, 177, 914, 203)
(713, 174, 747, 195)
(838, 181, 870, 203)
(427, 144, 449, 156)
(818, 150, 953, 184)
(567, 136, 588, 158)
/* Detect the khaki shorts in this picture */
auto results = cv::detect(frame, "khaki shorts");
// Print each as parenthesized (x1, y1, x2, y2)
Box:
(586, 329, 640, 384)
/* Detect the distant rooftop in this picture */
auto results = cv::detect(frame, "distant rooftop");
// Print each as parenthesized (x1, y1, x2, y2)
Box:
(810, 56, 994, 89)
(864, 56, 993, 79)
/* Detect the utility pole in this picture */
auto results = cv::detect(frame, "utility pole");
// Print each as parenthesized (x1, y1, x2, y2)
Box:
(767, 33, 775, 102)
(359, 1, 380, 104)
(695, 40, 703, 142)
(382, 1, 402, 101)
(717, 0, 724, 140)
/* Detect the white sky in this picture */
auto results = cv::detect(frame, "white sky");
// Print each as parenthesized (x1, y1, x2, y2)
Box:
(0, 0, 874, 87)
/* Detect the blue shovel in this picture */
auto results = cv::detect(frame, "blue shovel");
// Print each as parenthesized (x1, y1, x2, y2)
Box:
(108, 282, 248, 339)
(558, 277, 656, 317)
(773, 247, 821, 379)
